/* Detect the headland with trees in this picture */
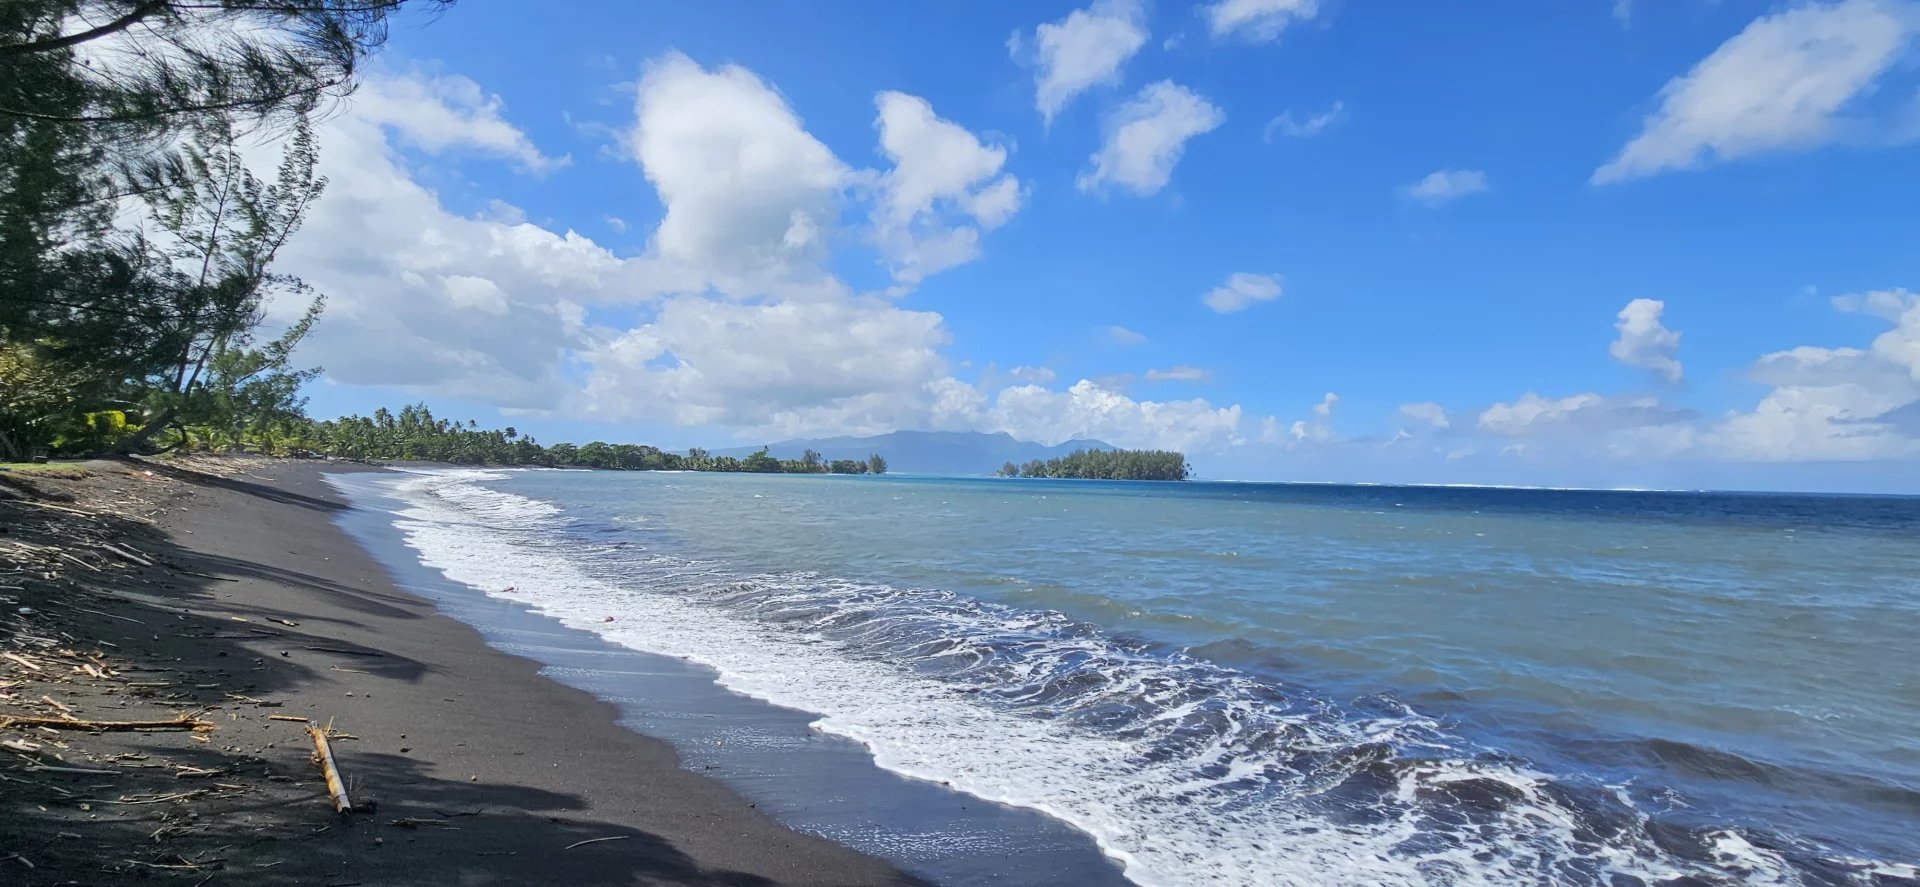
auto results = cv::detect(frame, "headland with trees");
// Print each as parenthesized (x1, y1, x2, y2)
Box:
(997, 448, 1190, 481)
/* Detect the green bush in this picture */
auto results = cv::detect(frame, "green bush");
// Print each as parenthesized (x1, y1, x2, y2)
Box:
(50, 410, 133, 456)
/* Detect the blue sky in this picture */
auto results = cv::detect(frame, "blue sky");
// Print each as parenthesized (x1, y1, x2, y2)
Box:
(270, 0, 1920, 491)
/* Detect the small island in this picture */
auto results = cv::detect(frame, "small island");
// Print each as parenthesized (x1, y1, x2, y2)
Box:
(996, 448, 1190, 481)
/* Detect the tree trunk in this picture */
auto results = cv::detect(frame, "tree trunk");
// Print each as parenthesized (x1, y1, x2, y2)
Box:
(106, 405, 176, 456)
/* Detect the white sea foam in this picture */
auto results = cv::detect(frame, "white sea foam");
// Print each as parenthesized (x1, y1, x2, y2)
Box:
(361, 469, 1880, 887)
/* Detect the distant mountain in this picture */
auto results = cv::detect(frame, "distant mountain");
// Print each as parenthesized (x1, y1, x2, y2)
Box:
(712, 431, 1114, 476)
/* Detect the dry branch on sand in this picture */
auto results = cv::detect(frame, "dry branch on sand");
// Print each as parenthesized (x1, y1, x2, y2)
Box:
(307, 724, 353, 814)
(0, 714, 215, 732)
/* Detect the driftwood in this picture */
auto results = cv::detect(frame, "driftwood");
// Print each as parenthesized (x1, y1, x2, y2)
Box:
(0, 714, 212, 732)
(26, 764, 120, 776)
(307, 725, 352, 814)
(95, 541, 154, 567)
(564, 835, 631, 850)
(302, 646, 382, 658)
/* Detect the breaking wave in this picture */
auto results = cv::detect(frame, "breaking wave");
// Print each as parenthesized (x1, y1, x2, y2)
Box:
(371, 468, 1918, 887)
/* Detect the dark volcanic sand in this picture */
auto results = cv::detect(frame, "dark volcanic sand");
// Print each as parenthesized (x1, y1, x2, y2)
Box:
(0, 459, 920, 886)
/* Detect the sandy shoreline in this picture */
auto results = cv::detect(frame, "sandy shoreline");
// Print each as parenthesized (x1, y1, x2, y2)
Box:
(0, 457, 919, 885)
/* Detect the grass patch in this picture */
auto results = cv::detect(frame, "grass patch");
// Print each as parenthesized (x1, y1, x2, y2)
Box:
(0, 462, 90, 479)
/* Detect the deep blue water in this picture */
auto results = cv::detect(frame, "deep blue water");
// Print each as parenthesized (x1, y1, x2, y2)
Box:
(341, 468, 1920, 886)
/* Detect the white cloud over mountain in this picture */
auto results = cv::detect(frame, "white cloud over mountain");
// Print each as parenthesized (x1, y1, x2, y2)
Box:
(992, 380, 1244, 451)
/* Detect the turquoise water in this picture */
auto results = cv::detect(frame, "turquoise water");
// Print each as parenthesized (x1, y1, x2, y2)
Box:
(364, 468, 1920, 886)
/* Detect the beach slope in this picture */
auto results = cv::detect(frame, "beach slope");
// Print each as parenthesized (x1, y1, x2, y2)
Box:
(0, 457, 919, 886)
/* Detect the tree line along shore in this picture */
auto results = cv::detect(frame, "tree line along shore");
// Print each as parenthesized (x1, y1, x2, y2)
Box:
(305, 404, 891, 474)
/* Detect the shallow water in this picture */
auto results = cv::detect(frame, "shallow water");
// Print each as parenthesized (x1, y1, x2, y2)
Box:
(337, 468, 1920, 886)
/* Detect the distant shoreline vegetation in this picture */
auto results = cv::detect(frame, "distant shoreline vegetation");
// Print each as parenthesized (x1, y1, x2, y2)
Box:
(996, 449, 1190, 481)
(299, 405, 887, 475)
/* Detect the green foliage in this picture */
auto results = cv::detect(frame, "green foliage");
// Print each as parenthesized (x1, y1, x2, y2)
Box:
(0, 341, 82, 458)
(2, 2, 449, 142)
(1007, 448, 1189, 481)
(740, 447, 780, 473)
(49, 408, 129, 455)
(2, 1, 442, 459)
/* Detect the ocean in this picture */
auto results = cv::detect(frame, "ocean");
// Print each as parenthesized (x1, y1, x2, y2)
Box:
(327, 467, 1920, 887)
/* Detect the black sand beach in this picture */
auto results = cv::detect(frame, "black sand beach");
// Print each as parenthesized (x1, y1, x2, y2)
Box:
(0, 457, 919, 885)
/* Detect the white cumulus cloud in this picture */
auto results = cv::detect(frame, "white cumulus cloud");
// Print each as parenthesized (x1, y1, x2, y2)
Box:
(349, 70, 571, 173)
(1079, 81, 1225, 196)
(1021, 0, 1149, 123)
(1593, 0, 1920, 184)
(872, 91, 1023, 287)
(628, 53, 852, 298)
(991, 380, 1244, 451)
(576, 296, 957, 434)
(251, 74, 630, 408)
(1399, 402, 1451, 428)
(265, 57, 1270, 458)
(1705, 289, 1920, 461)
(1610, 298, 1684, 383)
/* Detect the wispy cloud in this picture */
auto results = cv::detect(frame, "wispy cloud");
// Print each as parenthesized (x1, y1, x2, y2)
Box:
(1402, 168, 1489, 206)
(1206, 0, 1322, 42)
(1145, 365, 1211, 381)
(1202, 272, 1282, 313)
(1593, 0, 1919, 184)
(1262, 101, 1345, 141)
